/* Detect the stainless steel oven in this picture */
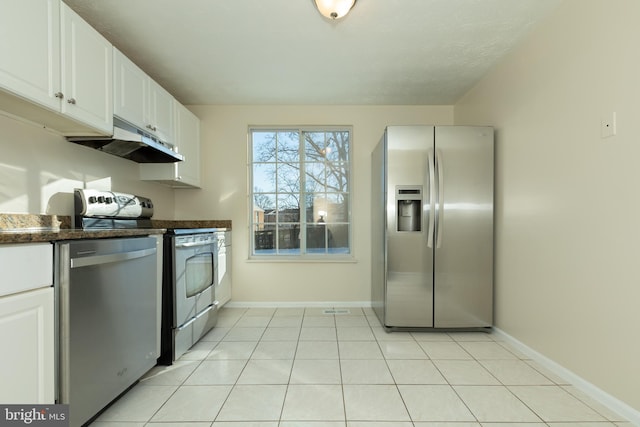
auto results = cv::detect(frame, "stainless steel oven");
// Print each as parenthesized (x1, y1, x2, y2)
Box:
(160, 230, 219, 363)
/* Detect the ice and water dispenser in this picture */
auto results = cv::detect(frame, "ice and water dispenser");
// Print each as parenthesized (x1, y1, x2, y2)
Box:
(396, 186, 422, 232)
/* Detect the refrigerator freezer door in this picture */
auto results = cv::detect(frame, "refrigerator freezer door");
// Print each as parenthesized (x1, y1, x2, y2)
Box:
(433, 126, 494, 327)
(371, 137, 386, 323)
(385, 126, 435, 327)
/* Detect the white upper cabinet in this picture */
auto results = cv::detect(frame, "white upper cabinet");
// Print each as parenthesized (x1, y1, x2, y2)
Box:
(173, 102, 201, 187)
(0, 0, 61, 112)
(140, 101, 201, 188)
(113, 47, 147, 128)
(61, 3, 113, 134)
(114, 48, 174, 144)
(146, 80, 175, 144)
(0, 0, 112, 135)
(116, 48, 199, 182)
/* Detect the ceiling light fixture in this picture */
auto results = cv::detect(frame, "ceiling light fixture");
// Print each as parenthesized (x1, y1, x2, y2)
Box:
(313, 0, 357, 20)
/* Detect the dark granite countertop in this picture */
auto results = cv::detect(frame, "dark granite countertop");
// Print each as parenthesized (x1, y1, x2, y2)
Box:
(0, 214, 231, 244)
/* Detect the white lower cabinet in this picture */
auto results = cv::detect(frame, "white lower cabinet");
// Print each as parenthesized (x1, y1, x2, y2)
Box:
(0, 287, 55, 404)
(0, 243, 55, 404)
(216, 231, 232, 306)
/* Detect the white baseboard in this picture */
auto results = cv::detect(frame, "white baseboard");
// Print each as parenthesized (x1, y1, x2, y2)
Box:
(493, 327, 640, 426)
(224, 301, 372, 309)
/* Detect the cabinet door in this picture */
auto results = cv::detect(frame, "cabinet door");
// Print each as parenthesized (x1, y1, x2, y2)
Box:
(61, 2, 113, 134)
(1, 243, 53, 296)
(174, 102, 201, 186)
(0, 287, 55, 404)
(146, 79, 174, 143)
(216, 233, 232, 306)
(0, 0, 61, 111)
(113, 48, 146, 129)
(139, 102, 201, 187)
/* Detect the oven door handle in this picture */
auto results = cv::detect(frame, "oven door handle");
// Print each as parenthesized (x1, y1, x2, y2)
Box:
(70, 247, 156, 268)
(175, 241, 214, 249)
(176, 301, 219, 331)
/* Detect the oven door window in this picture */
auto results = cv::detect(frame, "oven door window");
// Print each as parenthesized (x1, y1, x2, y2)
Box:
(185, 252, 214, 297)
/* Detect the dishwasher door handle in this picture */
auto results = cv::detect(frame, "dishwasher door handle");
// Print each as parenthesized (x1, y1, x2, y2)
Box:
(70, 247, 157, 268)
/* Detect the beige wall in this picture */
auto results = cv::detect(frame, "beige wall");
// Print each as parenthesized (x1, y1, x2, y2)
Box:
(455, 0, 640, 412)
(0, 113, 174, 217)
(175, 105, 453, 303)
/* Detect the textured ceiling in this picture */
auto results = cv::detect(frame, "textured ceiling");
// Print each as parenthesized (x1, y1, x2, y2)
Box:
(63, 0, 561, 105)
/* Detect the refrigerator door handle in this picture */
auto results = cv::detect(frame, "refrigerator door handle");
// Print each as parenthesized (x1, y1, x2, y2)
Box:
(427, 149, 436, 248)
(436, 148, 444, 248)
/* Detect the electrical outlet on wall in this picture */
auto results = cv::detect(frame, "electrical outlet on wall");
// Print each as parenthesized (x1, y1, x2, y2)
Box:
(601, 112, 617, 138)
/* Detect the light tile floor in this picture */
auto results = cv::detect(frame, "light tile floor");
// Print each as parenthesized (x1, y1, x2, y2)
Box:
(91, 306, 631, 427)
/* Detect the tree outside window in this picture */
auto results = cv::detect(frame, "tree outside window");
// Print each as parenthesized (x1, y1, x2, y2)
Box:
(250, 128, 351, 257)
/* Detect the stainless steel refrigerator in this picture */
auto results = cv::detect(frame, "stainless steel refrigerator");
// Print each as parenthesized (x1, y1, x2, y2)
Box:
(371, 126, 494, 329)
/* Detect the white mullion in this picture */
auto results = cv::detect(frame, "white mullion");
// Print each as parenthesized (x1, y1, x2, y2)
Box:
(249, 131, 255, 255)
(323, 131, 330, 254)
(274, 132, 280, 253)
(298, 129, 307, 254)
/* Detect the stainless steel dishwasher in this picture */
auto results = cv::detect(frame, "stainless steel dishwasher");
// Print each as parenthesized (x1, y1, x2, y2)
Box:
(55, 236, 159, 427)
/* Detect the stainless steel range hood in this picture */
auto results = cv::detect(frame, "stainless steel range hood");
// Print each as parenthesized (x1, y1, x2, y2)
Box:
(66, 118, 184, 163)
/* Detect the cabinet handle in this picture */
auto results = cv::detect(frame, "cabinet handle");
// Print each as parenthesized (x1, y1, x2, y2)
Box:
(67, 98, 76, 105)
(146, 124, 157, 132)
(55, 92, 64, 99)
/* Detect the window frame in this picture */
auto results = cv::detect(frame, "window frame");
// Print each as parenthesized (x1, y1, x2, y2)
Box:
(248, 126, 353, 260)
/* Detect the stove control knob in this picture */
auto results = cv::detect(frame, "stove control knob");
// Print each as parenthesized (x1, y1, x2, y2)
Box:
(88, 196, 97, 204)
(97, 196, 105, 203)
(105, 197, 113, 204)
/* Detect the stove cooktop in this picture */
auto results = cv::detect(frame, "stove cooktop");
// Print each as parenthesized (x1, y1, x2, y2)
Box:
(73, 189, 227, 233)
(74, 189, 154, 230)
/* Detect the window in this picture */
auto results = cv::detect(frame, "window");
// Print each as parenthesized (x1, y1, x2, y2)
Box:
(250, 127, 351, 257)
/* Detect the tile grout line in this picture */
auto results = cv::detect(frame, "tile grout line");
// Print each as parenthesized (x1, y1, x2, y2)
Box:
(202, 306, 252, 424)
(428, 343, 483, 425)
(336, 312, 348, 424)
(276, 308, 307, 423)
